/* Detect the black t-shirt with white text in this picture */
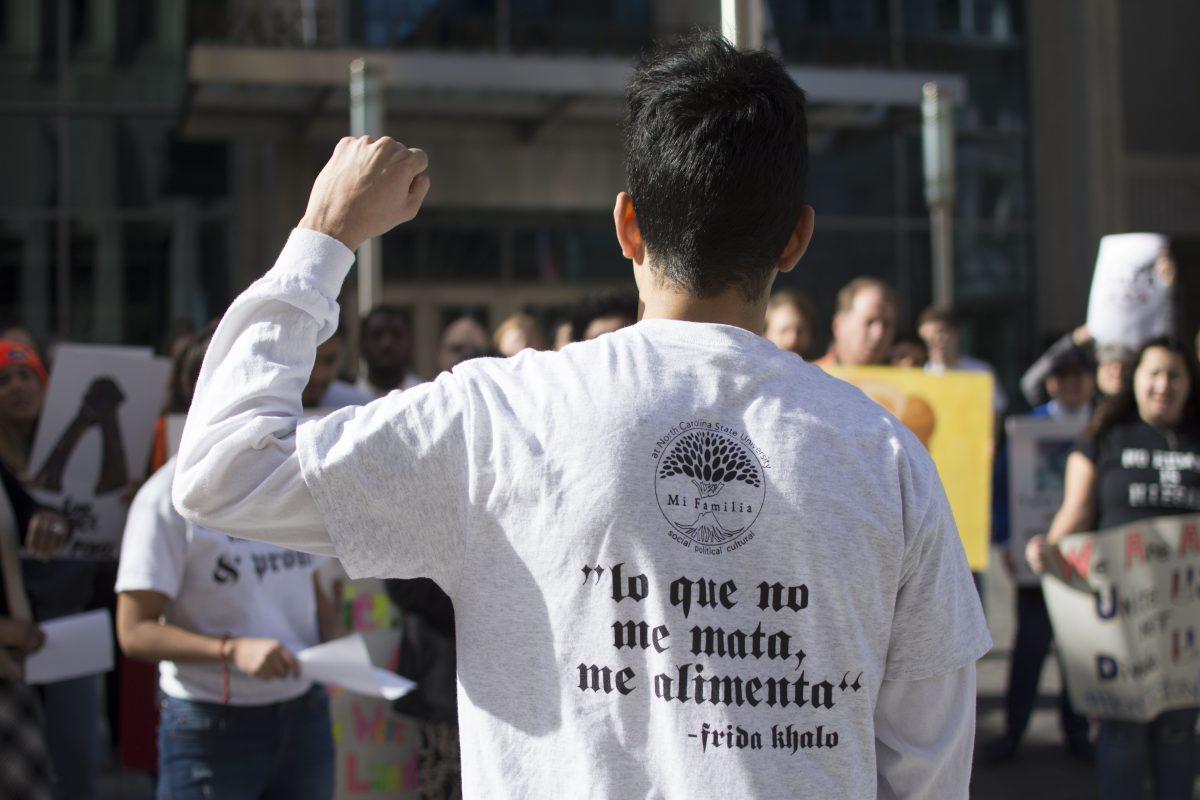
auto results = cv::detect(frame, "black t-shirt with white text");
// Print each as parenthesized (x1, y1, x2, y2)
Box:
(1076, 418, 1200, 530)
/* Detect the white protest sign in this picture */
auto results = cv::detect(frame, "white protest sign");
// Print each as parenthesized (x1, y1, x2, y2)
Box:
(24, 609, 114, 685)
(27, 345, 171, 560)
(1085, 232, 1172, 350)
(1006, 416, 1085, 586)
(1042, 513, 1200, 721)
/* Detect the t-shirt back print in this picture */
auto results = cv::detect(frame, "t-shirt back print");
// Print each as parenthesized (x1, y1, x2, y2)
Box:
(575, 418, 860, 760)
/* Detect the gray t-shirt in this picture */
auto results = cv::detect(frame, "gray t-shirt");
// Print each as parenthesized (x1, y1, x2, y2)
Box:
(295, 318, 990, 799)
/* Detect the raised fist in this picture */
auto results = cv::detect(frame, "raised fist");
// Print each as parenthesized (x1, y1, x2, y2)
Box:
(298, 136, 431, 252)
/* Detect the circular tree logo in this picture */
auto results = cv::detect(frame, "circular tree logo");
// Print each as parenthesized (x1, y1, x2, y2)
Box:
(655, 428, 765, 547)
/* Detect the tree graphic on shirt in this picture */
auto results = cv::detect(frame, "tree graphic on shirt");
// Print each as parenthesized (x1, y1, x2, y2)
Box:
(658, 431, 762, 499)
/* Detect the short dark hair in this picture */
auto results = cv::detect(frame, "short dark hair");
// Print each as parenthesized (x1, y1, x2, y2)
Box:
(917, 305, 959, 331)
(361, 304, 410, 335)
(570, 290, 640, 343)
(623, 32, 809, 301)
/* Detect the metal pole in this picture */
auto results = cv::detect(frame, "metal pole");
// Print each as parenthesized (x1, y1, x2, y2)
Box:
(55, 0, 70, 338)
(721, 0, 764, 50)
(349, 58, 385, 318)
(922, 82, 956, 307)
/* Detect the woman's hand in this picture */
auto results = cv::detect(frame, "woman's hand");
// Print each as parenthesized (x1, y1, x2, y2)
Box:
(1025, 534, 1047, 574)
(228, 637, 300, 681)
(24, 510, 71, 559)
(0, 618, 45, 658)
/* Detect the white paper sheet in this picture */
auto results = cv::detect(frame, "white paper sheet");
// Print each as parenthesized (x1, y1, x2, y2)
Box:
(1085, 232, 1172, 349)
(24, 609, 115, 685)
(297, 633, 416, 701)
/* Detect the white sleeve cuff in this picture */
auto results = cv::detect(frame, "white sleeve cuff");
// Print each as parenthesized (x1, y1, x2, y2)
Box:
(269, 227, 357, 299)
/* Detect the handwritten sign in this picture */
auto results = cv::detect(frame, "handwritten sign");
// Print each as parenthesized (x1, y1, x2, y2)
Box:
(1086, 232, 1172, 350)
(1042, 513, 1200, 721)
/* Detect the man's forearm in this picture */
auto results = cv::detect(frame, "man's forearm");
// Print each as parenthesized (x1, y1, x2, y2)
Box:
(875, 665, 977, 799)
(171, 229, 352, 555)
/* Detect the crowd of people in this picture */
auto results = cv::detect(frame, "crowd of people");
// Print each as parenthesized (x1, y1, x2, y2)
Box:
(0, 31, 1195, 800)
(2, 264, 1192, 798)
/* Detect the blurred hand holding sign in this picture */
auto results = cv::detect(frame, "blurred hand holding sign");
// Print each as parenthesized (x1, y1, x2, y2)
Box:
(1086, 233, 1173, 350)
(27, 345, 171, 560)
(1042, 514, 1200, 722)
(827, 366, 994, 571)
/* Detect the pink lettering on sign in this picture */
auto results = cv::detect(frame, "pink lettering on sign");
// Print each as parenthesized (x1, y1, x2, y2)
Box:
(1056, 541, 1094, 581)
(350, 702, 408, 744)
(1180, 523, 1200, 558)
(343, 754, 418, 793)
(1125, 532, 1146, 569)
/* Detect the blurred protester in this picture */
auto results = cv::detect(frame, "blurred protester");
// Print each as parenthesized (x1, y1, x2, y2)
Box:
(309, 329, 370, 409)
(918, 305, 1007, 413)
(115, 329, 343, 800)
(1, 462, 69, 800)
(0, 343, 47, 479)
(814, 277, 897, 367)
(160, 319, 197, 363)
(493, 313, 546, 357)
(889, 337, 928, 368)
(437, 317, 489, 373)
(569, 290, 639, 343)
(1, 327, 46, 362)
(357, 305, 422, 398)
(1022, 325, 1134, 407)
(552, 320, 573, 351)
(0, 343, 107, 800)
(763, 287, 817, 359)
(1094, 341, 1136, 398)
(985, 345, 1095, 764)
(1028, 337, 1200, 799)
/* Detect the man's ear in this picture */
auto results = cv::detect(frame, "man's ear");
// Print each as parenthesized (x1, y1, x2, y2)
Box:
(613, 192, 645, 265)
(776, 205, 816, 275)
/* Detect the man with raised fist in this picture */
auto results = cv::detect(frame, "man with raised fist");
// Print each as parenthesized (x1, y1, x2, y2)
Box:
(174, 33, 988, 799)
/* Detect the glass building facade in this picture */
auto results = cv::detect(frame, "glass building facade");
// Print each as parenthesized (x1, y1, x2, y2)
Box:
(1, 0, 1035, 396)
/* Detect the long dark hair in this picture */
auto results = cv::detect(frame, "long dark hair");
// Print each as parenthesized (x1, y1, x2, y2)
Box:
(1084, 335, 1200, 444)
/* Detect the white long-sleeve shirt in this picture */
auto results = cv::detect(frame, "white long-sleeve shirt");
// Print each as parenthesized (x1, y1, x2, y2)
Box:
(174, 228, 989, 799)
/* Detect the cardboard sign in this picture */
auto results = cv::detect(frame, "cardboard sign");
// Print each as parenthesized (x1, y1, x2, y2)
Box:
(1085, 232, 1172, 350)
(27, 345, 171, 560)
(1006, 416, 1086, 586)
(1043, 514, 1200, 721)
(827, 366, 994, 571)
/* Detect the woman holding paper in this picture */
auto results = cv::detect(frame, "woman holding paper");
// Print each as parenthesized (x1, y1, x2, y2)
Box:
(115, 330, 344, 800)
(2, 458, 75, 799)
(1028, 336, 1200, 800)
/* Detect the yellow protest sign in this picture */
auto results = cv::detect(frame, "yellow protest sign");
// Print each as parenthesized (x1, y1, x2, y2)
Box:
(826, 366, 995, 571)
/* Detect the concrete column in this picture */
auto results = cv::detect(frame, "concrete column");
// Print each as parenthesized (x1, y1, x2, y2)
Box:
(93, 220, 124, 342)
(21, 222, 51, 335)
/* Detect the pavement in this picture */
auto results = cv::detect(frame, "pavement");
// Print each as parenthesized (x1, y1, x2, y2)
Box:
(972, 547, 1097, 799)
(96, 546, 1178, 799)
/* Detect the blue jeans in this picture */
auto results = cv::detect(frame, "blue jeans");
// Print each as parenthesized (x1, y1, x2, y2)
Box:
(157, 686, 334, 800)
(1097, 707, 1198, 800)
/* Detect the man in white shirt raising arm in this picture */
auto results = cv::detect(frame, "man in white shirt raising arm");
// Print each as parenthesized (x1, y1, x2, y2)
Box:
(174, 33, 991, 799)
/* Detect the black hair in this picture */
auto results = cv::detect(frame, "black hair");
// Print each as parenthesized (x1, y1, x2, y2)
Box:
(1084, 336, 1200, 444)
(361, 304, 411, 335)
(165, 319, 220, 414)
(623, 31, 809, 301)
(570, 290, 640, 343)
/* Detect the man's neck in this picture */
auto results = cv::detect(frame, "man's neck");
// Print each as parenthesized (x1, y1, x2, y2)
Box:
(639, 287, 768, 336)
(365, 368, 408, 392)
